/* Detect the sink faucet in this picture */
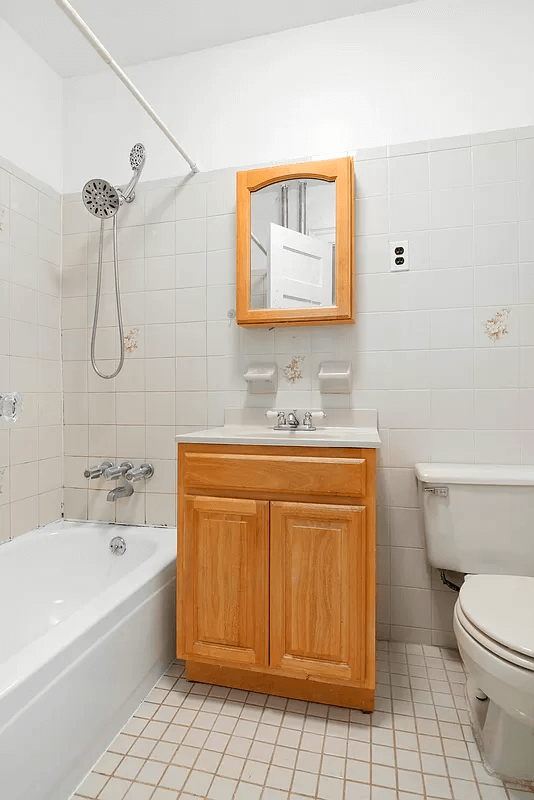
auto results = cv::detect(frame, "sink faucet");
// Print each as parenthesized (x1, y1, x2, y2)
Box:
(107, 483, 134, 502)
(266, 409, 326, 431)
(286, 410, 300, 428)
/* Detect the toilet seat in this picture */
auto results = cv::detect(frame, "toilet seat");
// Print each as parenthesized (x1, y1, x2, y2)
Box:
(457, 575, 534, 671)
(456, 603, 534, 672)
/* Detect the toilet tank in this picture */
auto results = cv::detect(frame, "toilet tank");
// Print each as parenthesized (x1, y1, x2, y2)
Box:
(415, 463, 534, 576)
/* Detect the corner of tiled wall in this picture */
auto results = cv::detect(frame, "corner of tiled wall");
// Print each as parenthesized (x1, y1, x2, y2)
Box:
(0, 155, 63, 541)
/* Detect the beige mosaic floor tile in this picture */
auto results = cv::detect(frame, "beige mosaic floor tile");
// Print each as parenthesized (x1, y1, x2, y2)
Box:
(72, 643, 522, 800)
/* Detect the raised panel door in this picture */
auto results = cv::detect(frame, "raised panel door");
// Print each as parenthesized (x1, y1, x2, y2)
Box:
(270, 501, 366, 682)
(181, 495, 269, 665)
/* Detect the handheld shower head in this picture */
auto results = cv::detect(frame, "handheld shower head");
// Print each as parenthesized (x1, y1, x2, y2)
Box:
(82, 144, 147, 382)
(121, 142, 147, 202)
(130, 142, 146, 171)
(82, 178, 121, 219)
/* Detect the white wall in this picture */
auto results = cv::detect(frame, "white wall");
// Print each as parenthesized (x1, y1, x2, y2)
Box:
(63, 0, 534, 193)
(0, 158, 62, 540)
(61, 122, 534, 646)
(0, 19, 63, 193)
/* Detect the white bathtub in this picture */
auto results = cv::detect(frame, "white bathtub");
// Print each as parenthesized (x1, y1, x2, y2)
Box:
(0, 519, 176, 800)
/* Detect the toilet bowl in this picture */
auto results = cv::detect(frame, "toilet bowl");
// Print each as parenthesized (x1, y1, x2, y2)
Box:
(415, 462, 534, 786)
(453, 575, 534, 785)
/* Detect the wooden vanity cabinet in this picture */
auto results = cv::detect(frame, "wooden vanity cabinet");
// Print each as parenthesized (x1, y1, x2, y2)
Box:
(177, 444, 376, 711)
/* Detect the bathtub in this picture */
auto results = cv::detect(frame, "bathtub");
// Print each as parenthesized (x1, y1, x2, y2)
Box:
(0, 519, 176, 800)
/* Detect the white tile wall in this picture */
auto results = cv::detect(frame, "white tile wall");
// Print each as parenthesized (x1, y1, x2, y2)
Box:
(60, 125, 534, 646)
(0, 155, 62, 540)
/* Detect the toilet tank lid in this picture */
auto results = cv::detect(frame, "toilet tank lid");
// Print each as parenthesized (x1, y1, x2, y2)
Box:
(415, 463, 534, 486)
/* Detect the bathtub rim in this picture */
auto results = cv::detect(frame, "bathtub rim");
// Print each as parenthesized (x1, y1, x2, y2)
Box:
(0, 518, 177, 723)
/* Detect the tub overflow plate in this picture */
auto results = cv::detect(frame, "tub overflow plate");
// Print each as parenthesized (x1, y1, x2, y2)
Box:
(110, 536, 126, 555)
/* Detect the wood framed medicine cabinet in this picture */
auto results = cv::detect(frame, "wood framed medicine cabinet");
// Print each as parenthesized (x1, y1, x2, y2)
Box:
(236, 156, 354, 328)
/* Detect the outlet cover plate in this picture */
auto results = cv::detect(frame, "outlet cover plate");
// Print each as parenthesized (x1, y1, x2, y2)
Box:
(389, 240, 410, 272)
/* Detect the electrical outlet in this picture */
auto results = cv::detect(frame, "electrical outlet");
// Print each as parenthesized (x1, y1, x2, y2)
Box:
(389, 241, 409, 272)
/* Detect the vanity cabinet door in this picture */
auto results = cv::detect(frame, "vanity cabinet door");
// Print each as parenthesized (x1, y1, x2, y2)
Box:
(270, 501, 367, 682)
(181, 495, 269, 666)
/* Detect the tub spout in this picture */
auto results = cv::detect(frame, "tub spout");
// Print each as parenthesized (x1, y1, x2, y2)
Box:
(107, 483, 134, 502)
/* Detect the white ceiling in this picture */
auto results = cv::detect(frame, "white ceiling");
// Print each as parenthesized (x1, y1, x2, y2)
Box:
(0, 0, 418, 78)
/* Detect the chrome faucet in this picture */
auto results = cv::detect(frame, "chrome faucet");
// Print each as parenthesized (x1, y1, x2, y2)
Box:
(107, 483, 134, 502)
(126, 463, 154, 482)
(302, 411, 315, 430)
(286, 410, 300, 428)
(267, 408, 326, 431)
(104, 461, 133, 480)
(84, 460, 113, 479)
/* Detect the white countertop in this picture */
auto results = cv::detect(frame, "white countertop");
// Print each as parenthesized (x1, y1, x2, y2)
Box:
(175, 408, 381, 449)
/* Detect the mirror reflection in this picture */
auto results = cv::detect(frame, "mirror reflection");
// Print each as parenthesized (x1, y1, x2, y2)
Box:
(250, 178, 336, 310)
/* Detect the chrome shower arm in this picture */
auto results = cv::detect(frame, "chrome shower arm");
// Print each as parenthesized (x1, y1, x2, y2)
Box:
(119, 170, 142, 203)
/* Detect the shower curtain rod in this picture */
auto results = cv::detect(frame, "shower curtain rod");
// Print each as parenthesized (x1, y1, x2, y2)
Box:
(55, 0, 199, 174)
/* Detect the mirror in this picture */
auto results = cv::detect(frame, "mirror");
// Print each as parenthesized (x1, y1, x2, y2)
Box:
(236, 157, 354, 328)
(250, 178, 336, 310)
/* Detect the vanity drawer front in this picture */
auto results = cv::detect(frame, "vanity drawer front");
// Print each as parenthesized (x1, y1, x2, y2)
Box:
(182, 452, 366, 497)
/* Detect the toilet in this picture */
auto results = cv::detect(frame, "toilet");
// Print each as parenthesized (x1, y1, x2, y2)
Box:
(415, 463, 534, 785)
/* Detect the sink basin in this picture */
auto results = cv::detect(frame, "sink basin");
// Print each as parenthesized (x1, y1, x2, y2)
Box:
(175, 408, 381, 449)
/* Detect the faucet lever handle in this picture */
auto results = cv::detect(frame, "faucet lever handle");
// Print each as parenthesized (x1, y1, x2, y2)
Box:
(302, 411, 318, 431)
(265, 410, 286, 422)
(84, 460, 113, 479)
(267, 410, 287, 427)
(104, 461, 134, 480)
(126, 463, 154, 482)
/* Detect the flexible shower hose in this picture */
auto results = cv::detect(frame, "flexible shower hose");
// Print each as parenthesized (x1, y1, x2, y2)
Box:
(90, 217, 125, 379)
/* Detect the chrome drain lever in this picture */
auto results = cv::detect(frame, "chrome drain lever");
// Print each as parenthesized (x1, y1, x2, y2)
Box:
(110, 536, 126, 555)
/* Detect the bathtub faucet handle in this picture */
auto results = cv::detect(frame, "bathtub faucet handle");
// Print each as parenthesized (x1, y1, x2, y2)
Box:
(84, 460, 113, 479)
(126, 463, 154, 482)
(104, 461, 134, 480)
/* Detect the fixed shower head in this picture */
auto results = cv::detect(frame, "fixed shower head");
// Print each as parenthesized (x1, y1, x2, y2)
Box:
(129, 143, 146, 171)
(82, 178, 121, 219)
